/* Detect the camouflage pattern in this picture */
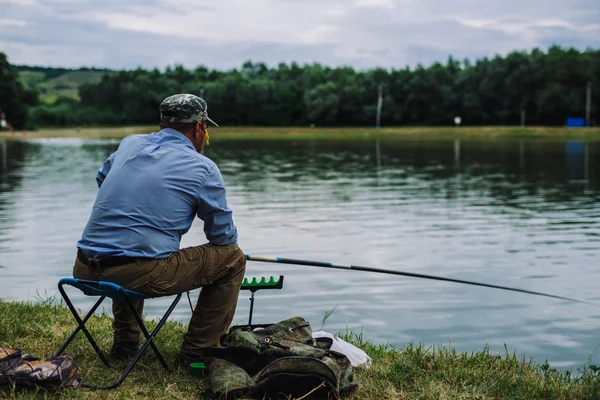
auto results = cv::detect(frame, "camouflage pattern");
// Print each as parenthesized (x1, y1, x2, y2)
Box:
(159, 93, 219, 126)
(0, 347, 21, 376)
(208, 358, 255, 398)
(205, 317, 358, 399)
(0, 347, 81, 388)
(222, 316, 312, 353)
(254, 357, 339, 397)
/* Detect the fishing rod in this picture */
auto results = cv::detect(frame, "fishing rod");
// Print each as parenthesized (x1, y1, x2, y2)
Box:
(245, 255, 597, 306)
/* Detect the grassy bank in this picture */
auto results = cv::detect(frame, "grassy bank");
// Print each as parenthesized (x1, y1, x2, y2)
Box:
(2, 126, 600, 141)
(1, 300, 599, 399)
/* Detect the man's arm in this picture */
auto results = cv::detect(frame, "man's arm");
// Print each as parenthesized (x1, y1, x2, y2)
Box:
(96, 152, 116, 188)
(196, 165, 238, 245)
(96, 136, 134, 187)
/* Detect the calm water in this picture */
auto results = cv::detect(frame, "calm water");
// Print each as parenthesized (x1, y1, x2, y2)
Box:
(1, 136, 600, 370)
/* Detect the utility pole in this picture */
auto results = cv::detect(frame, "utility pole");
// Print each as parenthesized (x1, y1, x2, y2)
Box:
(376, 84, 382, 129)
(586, 81, 592, 127)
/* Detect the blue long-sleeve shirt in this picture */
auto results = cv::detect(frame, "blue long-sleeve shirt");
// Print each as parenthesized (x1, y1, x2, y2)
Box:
(77, 128, 238, 259)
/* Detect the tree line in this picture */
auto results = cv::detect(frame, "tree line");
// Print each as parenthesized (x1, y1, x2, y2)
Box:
(0, 53, 39, 130)
(2, 45, 599, 130)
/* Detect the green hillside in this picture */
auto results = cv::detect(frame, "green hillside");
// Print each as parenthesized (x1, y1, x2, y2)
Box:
(16, 65, 110, 104)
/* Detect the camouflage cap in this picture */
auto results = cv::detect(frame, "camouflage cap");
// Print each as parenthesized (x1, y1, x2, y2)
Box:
(159, 93, 219, 126)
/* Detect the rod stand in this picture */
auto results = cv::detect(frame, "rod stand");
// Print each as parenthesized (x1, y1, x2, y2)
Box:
(248, 291, 255, 325)
(240, 275, 284, 327)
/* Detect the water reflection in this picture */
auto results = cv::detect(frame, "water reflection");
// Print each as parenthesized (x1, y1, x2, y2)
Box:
(0, 137, 599, 371)
(206, 139, 600, 205)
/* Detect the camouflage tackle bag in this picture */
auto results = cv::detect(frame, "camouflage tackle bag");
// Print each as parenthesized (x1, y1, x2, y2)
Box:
(0, 347, 81, 389)
(203, 317, 358, 399)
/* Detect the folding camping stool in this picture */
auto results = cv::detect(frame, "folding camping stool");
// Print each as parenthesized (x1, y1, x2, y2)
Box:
(54, 278, 182, 390)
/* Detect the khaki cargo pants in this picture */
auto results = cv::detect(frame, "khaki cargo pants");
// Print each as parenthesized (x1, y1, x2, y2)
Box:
(73, 243, 246, 355)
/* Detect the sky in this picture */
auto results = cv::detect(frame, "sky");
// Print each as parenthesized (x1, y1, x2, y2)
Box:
(1, 0, 599, 71)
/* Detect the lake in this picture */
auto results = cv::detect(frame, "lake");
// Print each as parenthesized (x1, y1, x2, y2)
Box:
(1, 136, 599, 371)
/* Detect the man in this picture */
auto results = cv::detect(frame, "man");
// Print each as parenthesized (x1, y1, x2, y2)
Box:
(74, 93, 246, 366)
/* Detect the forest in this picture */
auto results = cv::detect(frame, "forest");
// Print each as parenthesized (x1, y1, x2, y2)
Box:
(1, 46, 599, 130)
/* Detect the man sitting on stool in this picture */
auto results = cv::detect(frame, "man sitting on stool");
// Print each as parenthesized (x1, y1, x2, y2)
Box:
(73, 94, 246, 367)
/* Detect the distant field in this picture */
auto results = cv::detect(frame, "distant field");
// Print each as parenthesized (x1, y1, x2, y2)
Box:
(17, 69, 108, 104)
(2, 126, 600, 141)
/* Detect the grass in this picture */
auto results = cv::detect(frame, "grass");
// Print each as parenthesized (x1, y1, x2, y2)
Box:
(2, 125, 600, 142)
(1, 299, 599, 399)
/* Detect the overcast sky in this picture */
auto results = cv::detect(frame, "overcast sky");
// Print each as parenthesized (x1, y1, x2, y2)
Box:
(1, 0, 599, 70)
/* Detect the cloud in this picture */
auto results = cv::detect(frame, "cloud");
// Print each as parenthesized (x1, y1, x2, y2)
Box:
(0, 0, 598, 70)
(0, 19, 26, 27)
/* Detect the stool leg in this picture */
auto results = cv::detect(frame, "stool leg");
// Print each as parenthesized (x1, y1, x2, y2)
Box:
(56, 283, 111, 367)
(124, 291, 182, 370)
(90, 294, 183, 390)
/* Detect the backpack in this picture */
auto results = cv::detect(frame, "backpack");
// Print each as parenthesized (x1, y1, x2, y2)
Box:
(203, 317, 359, 399)
(0, 347, 81, 389)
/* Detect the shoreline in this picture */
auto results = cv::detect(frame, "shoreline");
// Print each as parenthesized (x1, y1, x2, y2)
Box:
(1, 299, 599, 399)
(2, 125, 600, 141)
